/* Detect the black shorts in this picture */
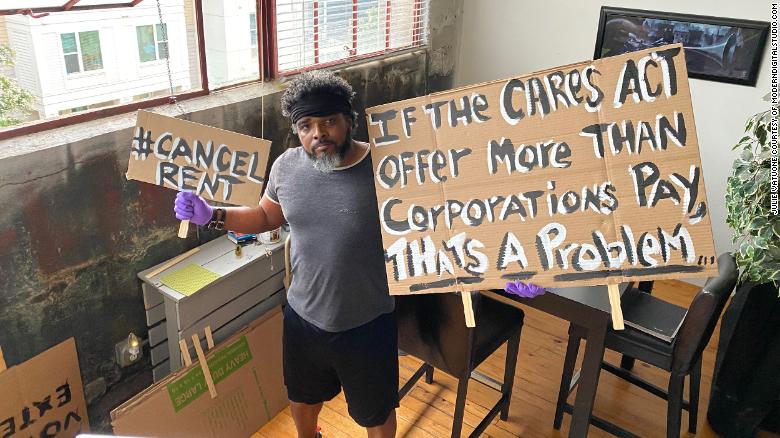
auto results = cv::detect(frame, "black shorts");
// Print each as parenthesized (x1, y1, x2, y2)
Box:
(282, 305, 400, 427)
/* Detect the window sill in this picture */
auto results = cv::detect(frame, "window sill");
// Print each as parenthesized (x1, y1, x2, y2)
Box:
(66, 69, 107, 79)
(139, 59, 167, 66)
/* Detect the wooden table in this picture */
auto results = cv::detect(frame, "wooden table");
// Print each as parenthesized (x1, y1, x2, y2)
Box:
(482, 284, 627, 438)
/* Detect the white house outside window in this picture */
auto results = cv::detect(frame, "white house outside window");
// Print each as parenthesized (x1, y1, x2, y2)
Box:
(136, 23, 169, 62)
(60, 31, 104, 74)
(250, 13, 258, 47)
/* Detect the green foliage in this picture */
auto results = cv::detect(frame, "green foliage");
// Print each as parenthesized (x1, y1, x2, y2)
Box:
(725, 105, 780, 287)
(0, 45, 14, 65)
(0, 45, 35, 126)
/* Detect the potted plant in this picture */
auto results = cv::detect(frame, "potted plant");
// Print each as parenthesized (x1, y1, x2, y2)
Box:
(708, 101, 780, 436)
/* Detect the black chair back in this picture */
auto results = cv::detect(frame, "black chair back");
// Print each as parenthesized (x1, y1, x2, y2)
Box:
(396, 292, 480, 377)
(671, 253, 738, 374)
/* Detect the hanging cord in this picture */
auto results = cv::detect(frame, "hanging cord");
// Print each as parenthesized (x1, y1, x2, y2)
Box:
(156, 0, 186, 115)
(157, 0, 195, 241)
(260, 0, 267, 140)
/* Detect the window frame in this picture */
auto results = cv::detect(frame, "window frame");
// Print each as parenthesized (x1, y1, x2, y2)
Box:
(0, 0, 428, 141)
(60, 30, 104, 75)
(155, 23, 169, 59)
(60, 32, 81, 74)
(136, 23, 169, 63)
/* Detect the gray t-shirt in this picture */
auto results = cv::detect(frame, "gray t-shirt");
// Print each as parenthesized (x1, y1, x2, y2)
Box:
(265, 145, 394, 332)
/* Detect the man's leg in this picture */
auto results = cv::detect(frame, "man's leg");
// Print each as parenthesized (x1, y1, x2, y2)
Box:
(290, 401, 323, 438)
(366, 409, 396, 438)
(283, 306, 340, 438)
(333, 311, 400, 435)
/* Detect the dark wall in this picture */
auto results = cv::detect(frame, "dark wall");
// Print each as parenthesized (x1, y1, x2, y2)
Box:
(0, 0, 462, 429)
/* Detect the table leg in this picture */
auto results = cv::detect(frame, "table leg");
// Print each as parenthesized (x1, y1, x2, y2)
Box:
(568, 319, 608, 438)
(554, 323, 581, 429)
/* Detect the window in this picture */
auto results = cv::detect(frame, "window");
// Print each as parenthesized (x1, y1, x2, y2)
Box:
(60, 31, 103, 74)
(1, 0, 430, 139)
(1, 3, 201, 136)
(274, 0, 429, 74)
(203, 3, 261, 89)
(136, 23, 169, 62)
(250, 13, 258, 47)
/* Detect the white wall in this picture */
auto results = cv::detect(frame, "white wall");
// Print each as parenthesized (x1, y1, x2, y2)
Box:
(455, 0, 772, 284)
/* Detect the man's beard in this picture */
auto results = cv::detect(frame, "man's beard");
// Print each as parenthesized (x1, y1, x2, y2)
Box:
(308, 134, 352, 173)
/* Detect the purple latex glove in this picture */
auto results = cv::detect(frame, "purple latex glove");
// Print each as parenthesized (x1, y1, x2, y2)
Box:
(505, 281, 546, 298)
(174, 191, 213, 226)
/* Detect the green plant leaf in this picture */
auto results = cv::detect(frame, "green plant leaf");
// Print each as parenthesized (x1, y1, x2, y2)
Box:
(728, 105, 780, 288)
(749, 217, 769, 230)
(0, 45, 35, 125)
(746, 117, 755, 132)
(755, 168, 770, 183)
(756, 125, 767, 145)
(0, 47, 14, 66)
(735, 165, 751, 181)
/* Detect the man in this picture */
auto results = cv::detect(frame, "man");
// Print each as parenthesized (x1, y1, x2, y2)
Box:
(175, 71, 398, 438)
(174, 70, 545, 438)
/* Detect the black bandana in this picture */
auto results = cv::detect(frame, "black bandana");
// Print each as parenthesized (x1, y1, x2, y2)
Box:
(289, 93, 352, 124)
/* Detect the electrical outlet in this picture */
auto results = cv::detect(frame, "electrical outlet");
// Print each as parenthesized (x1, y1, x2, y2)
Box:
(115, 339, 142, 368)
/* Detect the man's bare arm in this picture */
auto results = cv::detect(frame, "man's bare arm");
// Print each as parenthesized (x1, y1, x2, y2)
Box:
(223, 195, 285, 234)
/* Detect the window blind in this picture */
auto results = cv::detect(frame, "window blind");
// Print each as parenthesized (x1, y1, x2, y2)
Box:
(275, 0, 428, 73)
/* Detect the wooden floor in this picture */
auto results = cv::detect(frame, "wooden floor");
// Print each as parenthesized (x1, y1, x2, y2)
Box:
(255, 281, 778, 438)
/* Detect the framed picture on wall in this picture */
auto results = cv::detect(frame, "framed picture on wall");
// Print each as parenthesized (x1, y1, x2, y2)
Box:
(594, 7, 769, 86)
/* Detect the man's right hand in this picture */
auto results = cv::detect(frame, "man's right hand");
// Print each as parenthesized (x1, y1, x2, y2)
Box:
(174, 192, 213, 226)
(505, 281, 546, 298)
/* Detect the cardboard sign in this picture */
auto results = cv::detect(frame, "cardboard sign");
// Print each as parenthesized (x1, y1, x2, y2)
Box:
(126, 111, 272, 207)
(111, 307, 287, 438)
(366, 44, 717, 296)
(0, 338, 90, 437)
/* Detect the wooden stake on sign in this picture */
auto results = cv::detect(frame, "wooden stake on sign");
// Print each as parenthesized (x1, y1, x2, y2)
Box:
(179, 339, 192, 367)
(178, 220, 190, 239)
(461, 292, 476, 328)
(608, 283, 625, 330)
(191, 334, 217, 399)
(204, 326, 214, 350)
(148, 246, 200, 278)
(0, 346, 6, 373)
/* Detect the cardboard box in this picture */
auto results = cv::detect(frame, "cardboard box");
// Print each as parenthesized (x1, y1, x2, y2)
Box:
(0, 338, 90, 438)
(111, 307, 287, 438)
